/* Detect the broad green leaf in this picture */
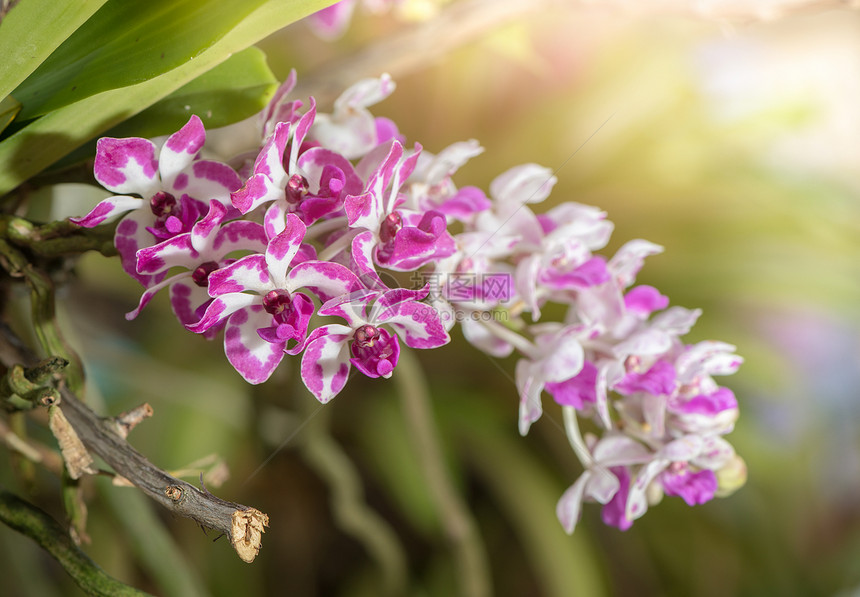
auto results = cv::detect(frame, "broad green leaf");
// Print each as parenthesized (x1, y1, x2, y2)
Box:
(0, 96, 21, 136)
(13, 0, 270, 120)
(0, 0, 108, 101)
(107, 46, 278, 140)
(0, 0, 336, 199)
(46, 47, 278, 171)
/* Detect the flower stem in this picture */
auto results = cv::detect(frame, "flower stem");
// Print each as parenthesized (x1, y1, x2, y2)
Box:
(562, 406, 593, 468)
(479, 318, 537, 358)
(395, 348, 491, 597)
(0, 487, 149, 596)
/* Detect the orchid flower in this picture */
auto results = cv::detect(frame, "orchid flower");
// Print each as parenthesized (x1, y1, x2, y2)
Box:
(71, 116, 241, 286)
(187, 213, 363, 383)
(300, 287, 449, 402)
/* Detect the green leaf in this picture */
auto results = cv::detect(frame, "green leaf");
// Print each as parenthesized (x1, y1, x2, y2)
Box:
(0, 0, 108, 102)
(107, 46, 278, 140)
(0, 0, 336, 199)
(0, 96, 21, 136)
(12, 0, 269, 120)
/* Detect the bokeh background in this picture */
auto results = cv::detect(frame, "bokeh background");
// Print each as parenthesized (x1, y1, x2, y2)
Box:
(2, 1, 859, 595)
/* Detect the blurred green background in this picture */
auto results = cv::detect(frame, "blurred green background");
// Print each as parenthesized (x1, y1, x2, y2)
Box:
(2, 2, 859, 595)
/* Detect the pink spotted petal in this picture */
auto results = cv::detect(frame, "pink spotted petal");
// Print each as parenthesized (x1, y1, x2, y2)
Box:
(266, 214, 307, 287)
(114, 210, 161, 287)
(318, 290, 376, 327)
(364, 140, 403, 207)
(556, 475, 589, 534)
(344, 191, 381, 230)
(232, 173, 279, 215)
(94, 137, 159, 196)
(187, 293, 257, 333)
(386, 143, 422, 212)
(261, 69, 297, 133)
(70, 196, 144, 228)
(516, 360, 544, 436)
(188, 200, 227, 254)
(300, 324, 354, 403)
(136, 234, 194, 275)
(350, 231, 385, 290)
(288, 99, 316, 171)
(125, 271, 191, 320)
(254, 121, 290, 182)
(376, 287, 429, 310)
(378, 300, 450, 349)
(158, 116, 206, 184)
(183, 161, 242, 202)
(435, 186, 491, 220)
(602, 467, 634, 531)
(299, 147, 364, 198)
(207, 254, 270, 296)
(170, 279, 215, 334)
(211, 220, 268, 257)
(490, 163, 556, 205)
(624, 285, 669, 317)
(609, 239, 664, 289)
(660, 467, 717, 506)
(287, 260, 363, 303)
(225, 306, 285, 384)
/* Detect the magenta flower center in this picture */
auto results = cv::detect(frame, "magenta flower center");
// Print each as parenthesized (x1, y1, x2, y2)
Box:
(150, 191, 177, 217)
(353, 324, 379, 348)
(379, 212, 403, 244)
(191, 261, 220, 287)
(263, 289, 293, 315)
(286, 174, 310, 204)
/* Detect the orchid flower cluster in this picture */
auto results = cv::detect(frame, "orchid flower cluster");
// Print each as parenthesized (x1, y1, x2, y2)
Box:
(71, 71, 746, 534)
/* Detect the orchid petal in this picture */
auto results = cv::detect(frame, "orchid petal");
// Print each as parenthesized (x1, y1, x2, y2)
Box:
(378, 301, 450, 349)
(70, 196, 145, 228)
(300, 324, 353, 403)
(232, 172, 280, 214)
(224, 306, 286, 384)
(94, 137, 159, 196)
(287, 260, 363, 303)
(490, 163, 556, 205)
(266, 214, 307, 287)
(207, 254, 270, 296)
(187, 292, 257, 333)
(125, 271, 191, 320)
(556, 474, 589, 534)
(159, 115, 206, 185)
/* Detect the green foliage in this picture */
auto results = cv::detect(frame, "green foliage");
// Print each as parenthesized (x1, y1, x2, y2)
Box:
(0, 0, 335, 199)
(107, 47, 278, 140)
(0, 0, 108, 100)
(11, 0, 268, 120)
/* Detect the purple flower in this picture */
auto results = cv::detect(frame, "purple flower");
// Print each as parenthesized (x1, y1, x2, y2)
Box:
(299, 288, 449, 402)
(127, 200, 268, 334)
(71, 116, 241, 285)
(188, 213, 363, 384)
(344, 140, 457, 272)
